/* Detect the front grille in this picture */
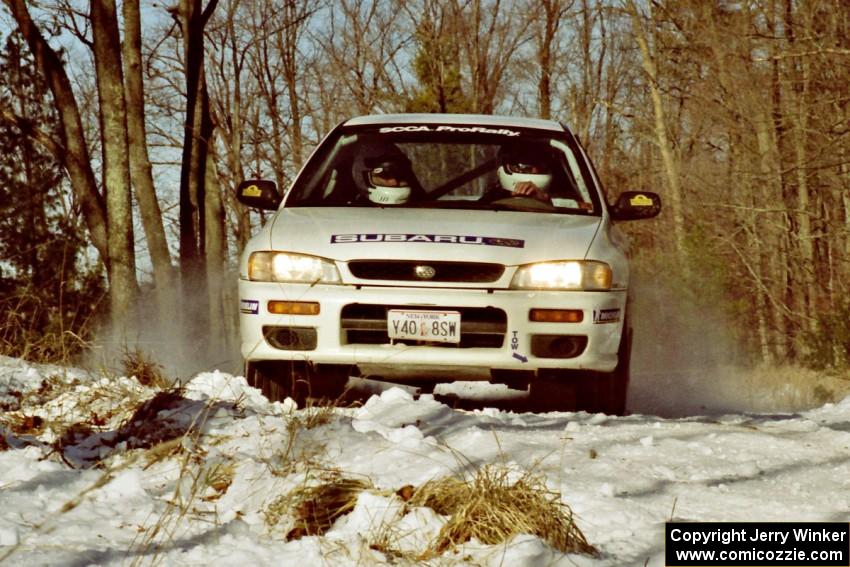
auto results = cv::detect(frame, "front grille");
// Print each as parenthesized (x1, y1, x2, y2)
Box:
(348, 260, 504, 283)
(341, 304, 507, 348)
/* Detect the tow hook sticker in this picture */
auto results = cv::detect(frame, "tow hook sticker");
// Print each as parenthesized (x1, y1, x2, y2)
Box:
(593, 308, 620, 324)
(240, 299, 259, 314)
(510, 331, 528, 362)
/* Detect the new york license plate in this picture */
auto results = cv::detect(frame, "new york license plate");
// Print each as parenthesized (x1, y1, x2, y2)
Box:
(387, 310, 461, 343)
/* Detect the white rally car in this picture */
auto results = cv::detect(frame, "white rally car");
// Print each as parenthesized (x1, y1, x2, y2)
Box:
(236, 114, 660, 413)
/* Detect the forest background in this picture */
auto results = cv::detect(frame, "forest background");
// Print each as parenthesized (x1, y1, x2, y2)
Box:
(1, 0, 848, 386)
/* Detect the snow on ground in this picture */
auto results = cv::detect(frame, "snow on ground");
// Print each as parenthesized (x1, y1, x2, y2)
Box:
(1, 355, 850, 566)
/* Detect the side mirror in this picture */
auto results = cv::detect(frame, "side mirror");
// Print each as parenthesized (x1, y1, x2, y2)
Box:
(609, 191, 661, 221)
(236, 179, 282, 211)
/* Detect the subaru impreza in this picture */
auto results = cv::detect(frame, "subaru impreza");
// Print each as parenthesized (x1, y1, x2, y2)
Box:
(236, 114, 660, 413)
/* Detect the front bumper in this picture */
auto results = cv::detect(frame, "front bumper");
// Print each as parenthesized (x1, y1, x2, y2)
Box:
(239, 281, 626, 376)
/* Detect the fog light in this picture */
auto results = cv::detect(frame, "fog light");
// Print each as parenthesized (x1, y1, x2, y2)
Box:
(268, 301, 320, 315)
(263, 326, 317, 350)
(529, 309, 583, 323)
(531, 335, 588, 358)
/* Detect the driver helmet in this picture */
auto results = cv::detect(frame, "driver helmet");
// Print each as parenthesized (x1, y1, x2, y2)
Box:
(352, 142, 414, 205)
(497, 144, 553, 192)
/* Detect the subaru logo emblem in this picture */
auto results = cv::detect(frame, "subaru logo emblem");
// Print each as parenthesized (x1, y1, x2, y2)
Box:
(414, 265, 436, 279)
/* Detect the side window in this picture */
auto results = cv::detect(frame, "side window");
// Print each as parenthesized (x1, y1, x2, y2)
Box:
(550, 139, 595, 212)
(575, 141, 607, 202)
(291, 135, 357, 205)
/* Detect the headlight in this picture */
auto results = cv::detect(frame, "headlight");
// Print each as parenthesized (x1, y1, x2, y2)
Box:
(511, 261, 611, 290)
(248, 251, 341, 284)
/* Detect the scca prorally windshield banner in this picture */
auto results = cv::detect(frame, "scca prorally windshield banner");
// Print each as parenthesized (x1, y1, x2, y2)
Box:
(331, 234, 525, 248)
(377, 125, 521, 136)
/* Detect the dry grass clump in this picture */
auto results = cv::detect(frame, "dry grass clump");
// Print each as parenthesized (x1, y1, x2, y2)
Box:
(201, 461, 236, 501)
(122, 347, 172, 389)
(288, 401, 337, 432)
(409, 466, 597, 557)
(266, 475, 372, 539)
(0, 294, 95, 365)
(272, 467, 597, 560)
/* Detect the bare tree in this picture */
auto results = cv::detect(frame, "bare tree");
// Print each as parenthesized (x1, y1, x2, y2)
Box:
(244, 0, 320, 187)
(453, 0, 531, 114)
(90, 0, 138, 324)
(319, 0, 407, 114)
(206, 0, 254, 252)
(400, 0, 472, 113)
(534, 0, 572, 119)
(122, 0, 176, 302)
(172, 0, 219, 358)
(3, 0, 108, 264)
(624, 0, 685, 256)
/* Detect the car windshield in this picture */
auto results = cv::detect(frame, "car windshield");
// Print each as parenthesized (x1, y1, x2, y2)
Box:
(285, 125, 601, 215)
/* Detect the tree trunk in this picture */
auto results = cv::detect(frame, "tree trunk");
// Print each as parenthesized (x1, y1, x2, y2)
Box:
(176, 0, 218, 361)
(207, 0, 250, 254)
(536, 0, 565, 120)
(753, 112, 788, 361)
(281, 0, 304, 169)
(91, 0, 138, 324)
(843, 166, 850, 266)
(122, 0, 176, 298)
(204, 142, 229, 358)
(625, 0, 685, 255)
(786, 3, 816, 343)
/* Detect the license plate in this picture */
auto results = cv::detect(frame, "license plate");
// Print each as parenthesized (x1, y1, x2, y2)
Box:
(387, 310, 461, 343)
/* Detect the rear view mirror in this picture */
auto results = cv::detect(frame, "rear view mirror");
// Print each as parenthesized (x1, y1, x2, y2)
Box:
(236, 179, 282, 211)
(609, 191, 661, 221)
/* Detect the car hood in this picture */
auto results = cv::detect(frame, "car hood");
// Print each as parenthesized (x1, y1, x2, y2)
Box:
(250, 207, 602, 265)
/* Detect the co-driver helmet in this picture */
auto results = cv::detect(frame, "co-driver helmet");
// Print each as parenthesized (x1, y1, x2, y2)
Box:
(497, 144, 553, 192)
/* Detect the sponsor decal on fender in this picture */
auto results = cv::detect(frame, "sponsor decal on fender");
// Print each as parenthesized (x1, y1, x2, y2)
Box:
(593, 308, 620, 324)
(240, 299, 259, 315)
(331, 234, 524, 248)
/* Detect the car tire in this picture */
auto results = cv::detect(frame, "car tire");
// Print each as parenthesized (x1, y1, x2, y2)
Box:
(599, 324, 632, 416)
(529, 323, 631, 414)
(529, 370, 578, 412)
(490, 369, 533, 390)
(245, 361, 350, 406)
